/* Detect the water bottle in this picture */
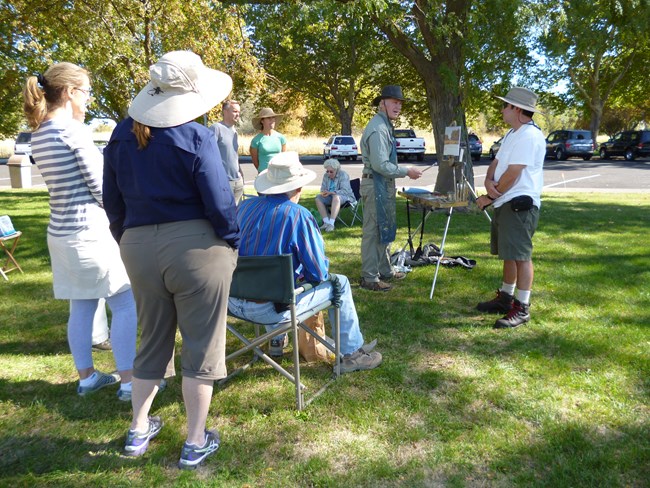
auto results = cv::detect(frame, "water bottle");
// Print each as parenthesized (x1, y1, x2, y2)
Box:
(397, 251, 406, 268)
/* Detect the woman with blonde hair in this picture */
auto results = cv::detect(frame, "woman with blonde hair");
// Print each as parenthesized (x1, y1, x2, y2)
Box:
(23, 62, 136, 399)
(249, 107, 286, 172)
(315, 158, 356, 232)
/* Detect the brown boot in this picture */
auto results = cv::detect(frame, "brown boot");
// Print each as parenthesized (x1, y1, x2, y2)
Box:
(359, 279, 392, 292)
(476, 290, 514, 313)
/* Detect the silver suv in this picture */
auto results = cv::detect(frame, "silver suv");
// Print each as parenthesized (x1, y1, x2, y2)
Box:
(545, 129, 594, 161)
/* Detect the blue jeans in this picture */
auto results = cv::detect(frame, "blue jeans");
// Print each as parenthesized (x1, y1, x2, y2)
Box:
(228, 274, 363, 355)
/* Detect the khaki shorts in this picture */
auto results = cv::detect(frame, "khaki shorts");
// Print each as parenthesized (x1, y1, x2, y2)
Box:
(491, 202, 539, 261)
(120, 219, 237, 381)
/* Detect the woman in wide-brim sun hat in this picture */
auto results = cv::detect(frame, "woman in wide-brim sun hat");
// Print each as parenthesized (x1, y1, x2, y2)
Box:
(250, 106, 287, 173)
(103, 50, 239, 469)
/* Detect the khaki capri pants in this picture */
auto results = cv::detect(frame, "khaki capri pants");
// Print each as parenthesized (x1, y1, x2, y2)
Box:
(120, 219, 238, 381)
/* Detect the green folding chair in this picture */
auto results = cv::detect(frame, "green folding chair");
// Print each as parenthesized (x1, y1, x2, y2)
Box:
(222, 254, 341, 410)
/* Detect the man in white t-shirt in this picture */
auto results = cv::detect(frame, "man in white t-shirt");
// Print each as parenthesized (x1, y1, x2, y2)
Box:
(475, 87, 545, 328)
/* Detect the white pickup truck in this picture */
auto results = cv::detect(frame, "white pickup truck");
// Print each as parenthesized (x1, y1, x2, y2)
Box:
(394, 129, 425, 161)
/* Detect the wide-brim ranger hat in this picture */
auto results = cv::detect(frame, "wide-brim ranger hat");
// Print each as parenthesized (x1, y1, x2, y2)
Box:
(254, 151, 316, 195)
(372, 85, 406, 106)
(495, 86, 544, 114)
(251, 107, 284, 130)
(128, 51, 232, 128)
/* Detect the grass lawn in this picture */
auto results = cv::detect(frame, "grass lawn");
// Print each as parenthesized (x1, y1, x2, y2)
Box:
(0, 190, 648, 487)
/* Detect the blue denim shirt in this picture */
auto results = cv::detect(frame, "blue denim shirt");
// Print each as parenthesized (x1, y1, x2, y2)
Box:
(103, 118, 239, 248)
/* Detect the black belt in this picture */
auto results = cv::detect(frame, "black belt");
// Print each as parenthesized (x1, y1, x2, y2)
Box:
(362, 173, 394, 183)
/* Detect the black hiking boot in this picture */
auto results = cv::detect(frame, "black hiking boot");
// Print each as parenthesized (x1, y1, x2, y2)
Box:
(493, 299, 530, 329)
(476, 290, 514, 313)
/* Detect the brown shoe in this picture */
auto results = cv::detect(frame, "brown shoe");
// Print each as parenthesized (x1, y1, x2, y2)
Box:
(359, 279, 392, 292)
(338, 348, 383, 374)
(381, 271, 407, 282)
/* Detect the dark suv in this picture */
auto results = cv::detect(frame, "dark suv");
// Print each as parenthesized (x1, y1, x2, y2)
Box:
(599, 130, 650, 161)
(545, 129, 594, 160)
(468, 134, 482, 161)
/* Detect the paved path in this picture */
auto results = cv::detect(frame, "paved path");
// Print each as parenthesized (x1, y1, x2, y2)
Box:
(2, 154, 649, 192)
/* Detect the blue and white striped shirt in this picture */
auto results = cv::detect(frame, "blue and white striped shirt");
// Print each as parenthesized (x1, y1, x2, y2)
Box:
(237, 195, 329, 284)
(31, 118, 104, 237)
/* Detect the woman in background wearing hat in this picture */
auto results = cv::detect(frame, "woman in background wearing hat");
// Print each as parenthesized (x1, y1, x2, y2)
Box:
(249, 107, 286, 172)
(103, 51, 239, 469)
(23, 63, 136, 400)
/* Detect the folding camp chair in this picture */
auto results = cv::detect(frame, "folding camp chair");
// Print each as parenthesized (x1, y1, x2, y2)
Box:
(222, 254, 341, 410)
(0, 231, 23, 281)
(336, 178, 363, 227)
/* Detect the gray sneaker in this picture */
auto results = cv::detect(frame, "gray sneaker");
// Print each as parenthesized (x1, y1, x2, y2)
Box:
(117, 379, 168, 402)
(178, 430, 220, 470)
(338, 348, 382, 374)
(77, 371, 119, 396)
(124, 416, 163, 457)
(269, 334, 289, 357)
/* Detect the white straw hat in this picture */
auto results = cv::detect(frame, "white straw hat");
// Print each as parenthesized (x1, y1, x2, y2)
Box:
(128, 51, 232, 128)
(495, 86, 543, 114)
(254, 152, 316, 194)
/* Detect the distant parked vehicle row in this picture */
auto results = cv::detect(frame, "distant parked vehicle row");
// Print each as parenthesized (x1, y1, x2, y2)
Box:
(490, 129, 595, 161)
(599, 130, 650, 161)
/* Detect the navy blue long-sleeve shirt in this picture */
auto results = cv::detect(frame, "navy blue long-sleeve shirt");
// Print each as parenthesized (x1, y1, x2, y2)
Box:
(103, 118, 240, 248)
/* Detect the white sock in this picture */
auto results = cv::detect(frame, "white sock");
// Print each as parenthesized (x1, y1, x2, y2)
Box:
(501, 282, 516, 296)
(516, 289, 531, 304)
(79, 371, 98, 387)
(120, 381, 132, 392)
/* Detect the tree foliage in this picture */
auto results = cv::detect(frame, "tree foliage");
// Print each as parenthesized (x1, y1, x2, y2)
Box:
(244, 1, 392, 135)
(0, 0, 264, 136)
(344, 0, 531, 192)
(534, 0, 650, 142)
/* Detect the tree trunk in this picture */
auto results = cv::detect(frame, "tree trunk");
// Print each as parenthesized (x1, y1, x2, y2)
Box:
(423, 74, 457, 194)
(340, 108, 353, 135)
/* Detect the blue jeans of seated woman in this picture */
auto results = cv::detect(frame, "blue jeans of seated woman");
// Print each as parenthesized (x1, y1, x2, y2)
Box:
(228, 274, 363, 356)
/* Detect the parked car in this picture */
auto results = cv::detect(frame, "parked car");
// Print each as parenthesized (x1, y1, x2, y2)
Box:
(14, 132, 32, 156)
(599, 130, 650, 161)
(94, 140, 108, 153)
(545, 129, 594, 160)
(467, 134, 482, 161)
(323, 135, 358, 161)
(489, 136, 503, 160)
(13, 131, 35, 164)
(394, 128, 425, 161)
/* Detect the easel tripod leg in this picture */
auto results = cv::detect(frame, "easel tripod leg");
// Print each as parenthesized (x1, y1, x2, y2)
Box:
(429, 208, 453, 300)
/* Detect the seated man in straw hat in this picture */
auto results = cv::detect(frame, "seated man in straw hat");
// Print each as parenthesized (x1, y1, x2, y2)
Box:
(228, 151, 382, 373)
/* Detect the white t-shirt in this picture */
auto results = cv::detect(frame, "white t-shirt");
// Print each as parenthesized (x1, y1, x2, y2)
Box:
(493, 123, 545, 208)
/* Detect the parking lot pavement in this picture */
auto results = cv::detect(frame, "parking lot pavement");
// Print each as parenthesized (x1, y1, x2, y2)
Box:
(2, 155, 650, 192)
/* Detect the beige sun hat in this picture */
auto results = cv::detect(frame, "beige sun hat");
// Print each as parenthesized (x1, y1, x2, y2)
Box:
(495, 86, 544, 114)
(251, 107, 284, 130)
(254, 151, 316, 195)
(128, 51, 232, 128)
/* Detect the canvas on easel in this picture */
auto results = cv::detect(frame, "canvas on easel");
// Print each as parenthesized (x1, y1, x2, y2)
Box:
(443, 126, 461, 156)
